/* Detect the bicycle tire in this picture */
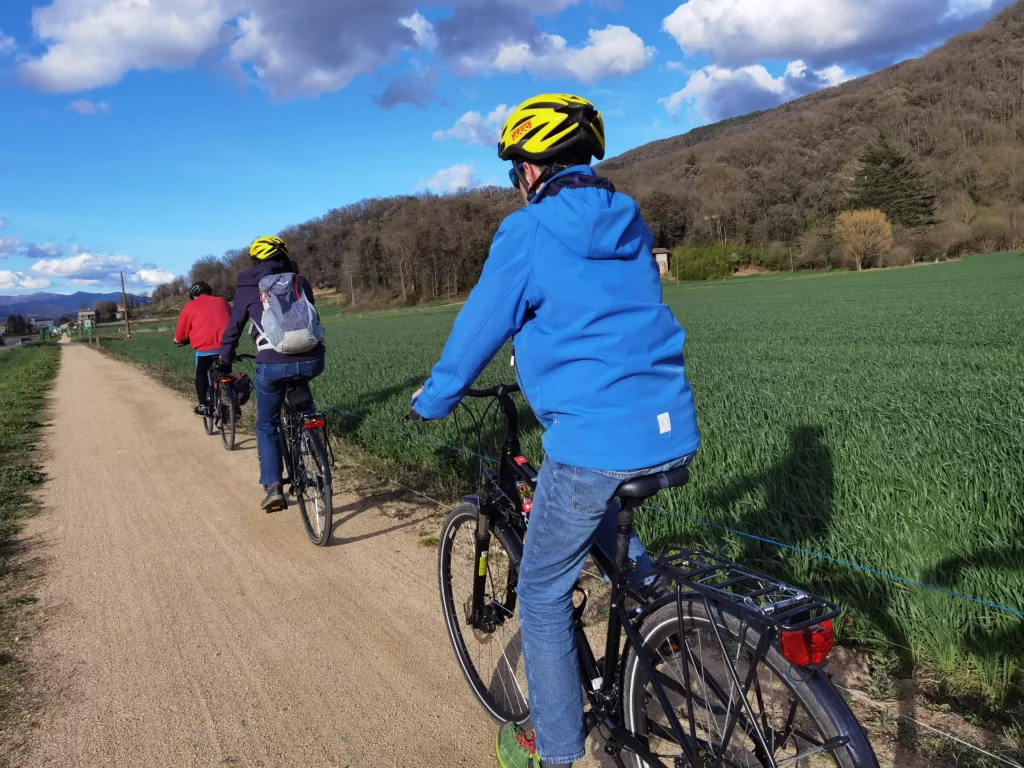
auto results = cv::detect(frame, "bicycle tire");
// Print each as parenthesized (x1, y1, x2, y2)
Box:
(438, 503, 529, 724)
(278, 409, 292, 490)
(623, 602, 879, 768)
(203, 386, 215, 435)
(219, 387, 236, 450)
(295, 428, 333, 546)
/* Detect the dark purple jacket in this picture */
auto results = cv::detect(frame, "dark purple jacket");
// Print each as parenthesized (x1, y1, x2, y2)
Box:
(220, 261, 325, 365)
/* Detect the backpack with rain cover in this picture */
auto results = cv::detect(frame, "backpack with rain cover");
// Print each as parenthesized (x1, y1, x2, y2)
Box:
(252, 273, 324, 355)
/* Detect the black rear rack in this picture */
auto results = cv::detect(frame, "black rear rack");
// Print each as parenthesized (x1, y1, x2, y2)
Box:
(652, 548, 840, 631)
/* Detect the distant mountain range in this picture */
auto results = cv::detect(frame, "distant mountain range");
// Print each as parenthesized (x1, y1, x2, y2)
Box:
(0, 291, 152, 320)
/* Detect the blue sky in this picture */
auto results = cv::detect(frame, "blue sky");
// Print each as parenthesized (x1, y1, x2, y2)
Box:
(0, 0, 1011, 294)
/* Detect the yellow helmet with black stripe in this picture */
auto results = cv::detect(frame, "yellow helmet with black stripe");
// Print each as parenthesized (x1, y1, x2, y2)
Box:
(249, 235, 289, 261)
(498, 94, 606, 164)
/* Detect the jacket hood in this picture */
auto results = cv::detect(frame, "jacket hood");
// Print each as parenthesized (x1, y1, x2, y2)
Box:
(524, 165, 650, 261)
(237, 260, 288, 288)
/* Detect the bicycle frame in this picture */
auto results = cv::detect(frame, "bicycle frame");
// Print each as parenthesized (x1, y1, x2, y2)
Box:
(462, 386, 847, 768)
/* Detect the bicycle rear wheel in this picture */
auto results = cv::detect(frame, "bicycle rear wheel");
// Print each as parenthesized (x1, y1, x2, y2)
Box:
(438, 503, 529, 724)
(623, 602, 878, 768)
(219, 387, 236, 450)
(295, 428, 333, 546)
(203, 386, 215, 435)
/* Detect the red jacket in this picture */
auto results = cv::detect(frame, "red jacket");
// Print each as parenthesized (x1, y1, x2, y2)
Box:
(174, 295, 231, 353)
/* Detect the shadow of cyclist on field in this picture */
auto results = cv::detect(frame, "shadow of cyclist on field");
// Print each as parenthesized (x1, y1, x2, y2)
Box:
(709, 426, 921, 762)
(709, 426, 835, 583)
(925, 546, 1024, 671)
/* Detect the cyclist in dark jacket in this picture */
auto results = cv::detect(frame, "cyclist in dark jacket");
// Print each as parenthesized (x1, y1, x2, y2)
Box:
(220, 236, 325, 512)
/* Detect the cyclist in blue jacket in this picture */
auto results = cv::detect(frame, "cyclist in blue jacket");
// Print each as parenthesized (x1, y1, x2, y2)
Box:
(411, 94, 701, 768)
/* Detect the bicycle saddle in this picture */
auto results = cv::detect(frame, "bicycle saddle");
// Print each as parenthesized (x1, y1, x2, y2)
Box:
(616, 465, 690, 503)
(286, 388, 314, 411)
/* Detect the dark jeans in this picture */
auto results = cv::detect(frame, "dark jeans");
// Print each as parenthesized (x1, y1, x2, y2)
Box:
(255, 358, 325, 486)
(195, 354, 218, 406)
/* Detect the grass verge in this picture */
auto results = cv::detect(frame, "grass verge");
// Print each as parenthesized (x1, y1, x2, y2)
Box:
(0, 344, 60, 743)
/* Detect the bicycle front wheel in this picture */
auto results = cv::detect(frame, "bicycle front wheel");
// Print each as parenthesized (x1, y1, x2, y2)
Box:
(295, 428, 333, 546)
(219, 388, 236, 450)
(438, 503, 529, 724)
(623, 602, 878, 768)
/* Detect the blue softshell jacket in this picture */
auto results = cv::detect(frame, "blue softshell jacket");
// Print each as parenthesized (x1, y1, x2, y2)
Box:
(414, 165, 700, 471)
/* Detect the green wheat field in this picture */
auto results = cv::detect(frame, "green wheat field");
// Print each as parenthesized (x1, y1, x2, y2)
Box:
(105, 253, 1024, 699)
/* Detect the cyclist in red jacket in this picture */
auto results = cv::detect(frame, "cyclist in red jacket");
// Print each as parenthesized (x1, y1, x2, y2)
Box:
(174, 281, 231, 415)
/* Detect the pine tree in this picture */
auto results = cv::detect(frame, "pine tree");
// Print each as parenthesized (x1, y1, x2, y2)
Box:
(851, 137, 936, 229)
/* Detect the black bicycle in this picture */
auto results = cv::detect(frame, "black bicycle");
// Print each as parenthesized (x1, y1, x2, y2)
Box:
(200, 356, 246, 450)
(431, 384, 878, 768)
(269, 379, 334, 546)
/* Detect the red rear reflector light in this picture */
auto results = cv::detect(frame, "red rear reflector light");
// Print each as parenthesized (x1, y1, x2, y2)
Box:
(780, 620, 835, 666)
(304, 419, 326, 429)
(220, 377, 233, 383)
(514, 456, 528, 465)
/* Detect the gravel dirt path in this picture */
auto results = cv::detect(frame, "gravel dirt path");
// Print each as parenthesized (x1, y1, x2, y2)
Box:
(13, 343, 570, 767)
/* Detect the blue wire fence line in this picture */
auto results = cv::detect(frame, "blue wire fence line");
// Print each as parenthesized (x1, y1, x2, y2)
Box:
(326, 403, 1024, 621)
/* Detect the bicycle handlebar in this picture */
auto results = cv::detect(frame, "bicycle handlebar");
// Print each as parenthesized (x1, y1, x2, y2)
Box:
(404, 383, 521, 423)
(466, 383, 520, 398)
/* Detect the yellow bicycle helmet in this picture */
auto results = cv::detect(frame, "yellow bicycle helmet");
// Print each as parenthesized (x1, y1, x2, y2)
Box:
(498, 93, 606, 164)
(249, 235, 289, 261)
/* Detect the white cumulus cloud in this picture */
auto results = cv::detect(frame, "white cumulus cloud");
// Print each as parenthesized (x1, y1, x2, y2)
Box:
(0, 236, 24, 258)
(31, 250, 135, 280)
(486, 25, 654, 82)
(130, 269, 177, 285)
(662, 0, 1005, 69)
(416, 164, 481, 194)
(946, 0, 995, 17)
(29, 249, 176, 287)
(0, 31, 15, 56)
(20, 0, 229, 93)
(17, 0, 437, 99)
(400, 12, 436, 51)
(69, 99, 110, 115)
(433, 104, 513, 146)
(0, 271, 49, 290)
(661, 60, 852, 121)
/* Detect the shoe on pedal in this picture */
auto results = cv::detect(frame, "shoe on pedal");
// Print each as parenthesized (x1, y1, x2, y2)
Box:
(497, 722, 564, 768)
(194, 405, 209, 416)
(261, 483, 287, 512)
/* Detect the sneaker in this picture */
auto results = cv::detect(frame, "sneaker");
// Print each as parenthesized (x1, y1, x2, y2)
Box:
(496, 722, 542, 768)
(194, 405, 209, 416)
(261, 483, 287, 513)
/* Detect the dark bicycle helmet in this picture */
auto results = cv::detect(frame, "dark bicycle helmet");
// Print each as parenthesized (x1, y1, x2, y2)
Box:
(189, 281, 212, 300)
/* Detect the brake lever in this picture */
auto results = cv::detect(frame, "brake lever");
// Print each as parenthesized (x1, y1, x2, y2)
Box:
(404, 409, 427, 424)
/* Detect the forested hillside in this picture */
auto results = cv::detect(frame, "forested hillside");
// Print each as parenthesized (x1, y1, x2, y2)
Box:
(154, 1, 1024, 303)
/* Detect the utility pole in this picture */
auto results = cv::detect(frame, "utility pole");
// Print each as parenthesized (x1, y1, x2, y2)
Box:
(119, 271, 132, 340)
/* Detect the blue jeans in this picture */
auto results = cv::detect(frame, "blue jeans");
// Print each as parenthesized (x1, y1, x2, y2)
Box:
(255, 358, 324, 486)
(518, 454, 695, 765)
